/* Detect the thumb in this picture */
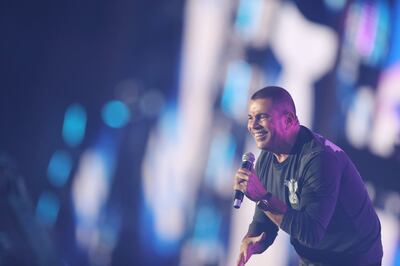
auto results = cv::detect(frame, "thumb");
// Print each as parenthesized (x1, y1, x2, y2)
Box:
(254, 232, 266, 243)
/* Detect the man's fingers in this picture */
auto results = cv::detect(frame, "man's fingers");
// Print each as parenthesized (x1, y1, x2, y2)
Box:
(238, 168, 251, 174)
(233, 171, 249, 190)
(235, 171, 249, 182)
(234, 180, 248, 191)
(255, 232, 266, 242)
(236, 253, 245, 266)
(243, 246, 249, 264)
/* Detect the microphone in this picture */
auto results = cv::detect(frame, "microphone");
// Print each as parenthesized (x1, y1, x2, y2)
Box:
(233, 152, 255, 209)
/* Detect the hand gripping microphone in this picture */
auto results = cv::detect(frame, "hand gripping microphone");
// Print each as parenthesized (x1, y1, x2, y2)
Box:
(233, 152, 255, 209)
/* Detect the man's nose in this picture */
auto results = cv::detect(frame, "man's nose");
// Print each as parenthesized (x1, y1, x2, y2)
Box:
(249, 119, 260, 129)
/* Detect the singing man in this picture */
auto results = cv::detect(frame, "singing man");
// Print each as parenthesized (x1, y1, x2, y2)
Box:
(234, 86, 383, 266)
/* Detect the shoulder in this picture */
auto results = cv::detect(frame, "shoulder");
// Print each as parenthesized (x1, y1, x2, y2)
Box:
(297, 127, 349, 177)
(299, 126, 345, 161)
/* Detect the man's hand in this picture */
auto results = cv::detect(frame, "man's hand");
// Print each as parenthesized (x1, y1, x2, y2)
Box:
(236, 232, 267, 266)
(233, 168, 267, 202)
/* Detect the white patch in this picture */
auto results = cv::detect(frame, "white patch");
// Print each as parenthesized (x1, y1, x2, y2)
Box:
(324, 139, 343, 152)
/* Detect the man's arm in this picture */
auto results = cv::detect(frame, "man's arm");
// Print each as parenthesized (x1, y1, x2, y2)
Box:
(233, 163, 279, 247)
(237, 232, 266, 266)
(237, 206, 278, 266)
(247, 205, 279, 244)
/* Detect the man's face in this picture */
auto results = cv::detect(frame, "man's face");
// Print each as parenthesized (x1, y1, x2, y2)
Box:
(247, 98, 286, 150)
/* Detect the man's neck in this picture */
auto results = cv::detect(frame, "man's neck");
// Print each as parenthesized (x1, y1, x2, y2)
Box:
(272, 126, 301, 163)
(273, 153, 289, 163)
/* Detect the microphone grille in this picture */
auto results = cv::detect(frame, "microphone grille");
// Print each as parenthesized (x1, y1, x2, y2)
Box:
(242, 152, 255, 163)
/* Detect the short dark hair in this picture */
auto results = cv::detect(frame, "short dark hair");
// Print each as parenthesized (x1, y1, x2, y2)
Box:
(251, 86, 296, 114)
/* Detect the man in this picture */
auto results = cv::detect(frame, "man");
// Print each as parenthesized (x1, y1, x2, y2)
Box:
(234, 86, 383, 266)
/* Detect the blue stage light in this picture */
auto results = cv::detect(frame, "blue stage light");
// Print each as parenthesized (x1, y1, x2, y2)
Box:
(62, 103, 87, 148)
(101, 100, 131, 128)
(235, 0, 263, 38)
(47, 150, 72, 187)
(221, 60, 251, 120)
(36, 191, 60, 227)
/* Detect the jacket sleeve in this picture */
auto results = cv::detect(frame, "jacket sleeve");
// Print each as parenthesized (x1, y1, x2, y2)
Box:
(280, 151, 342, 247)
(247, 150, 278, 249)
(247, 205, 279, 249)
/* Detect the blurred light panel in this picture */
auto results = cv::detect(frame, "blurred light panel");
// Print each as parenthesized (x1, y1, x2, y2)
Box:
(355, 3, 376, 57)
(395, 247, 400, 266)
(323, 0, 346, 11)
(73, 149, 109, 226)
(378, 210, 400, 266)
(345, 87, 374, 149)
(47, 150, 72, 187)
(139, 203, 180, 257)
(205, 127, 237, 196)
(366, 0, 400, 158)
(71, 130, 119, 263)
(62, 103, 87, 147)
(369, 64, 400, 157)
(101, 100, 130, 128)
(141, 105, 185, 251)
(193, 206, 221, 244)
(269, 1, 338, 127)
(36, 191, 60, 227)
(221, 60, 252, 121)
(172, 3, 233, 260)
(190, 205, 223, 264)
(386, 0, 400, 66)
(345, 1, 390, 67)
(370, 2, 389, 65)
(235, 0, 263, 39)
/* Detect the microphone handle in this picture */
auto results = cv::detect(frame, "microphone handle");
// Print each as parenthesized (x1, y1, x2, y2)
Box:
(233, 190, 244, 209)
(233, 159, 254, 209)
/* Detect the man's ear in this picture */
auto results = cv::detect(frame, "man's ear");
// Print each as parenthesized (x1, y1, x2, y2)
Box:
(285, 112, 296, 129)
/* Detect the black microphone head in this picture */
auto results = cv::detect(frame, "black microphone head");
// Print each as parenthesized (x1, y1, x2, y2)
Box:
(242, 152, 255, 164)
(241, 152, 255, 171)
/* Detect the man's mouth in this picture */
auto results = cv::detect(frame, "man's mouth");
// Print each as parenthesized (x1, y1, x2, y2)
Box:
(253, 130, 268, 139)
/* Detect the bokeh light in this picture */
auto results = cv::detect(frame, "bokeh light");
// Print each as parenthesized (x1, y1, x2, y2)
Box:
(36, 191, 60, 227)
(47, 150, 72, 187)
(101, 100, 131, 128)
(62, 103, 87, 148)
